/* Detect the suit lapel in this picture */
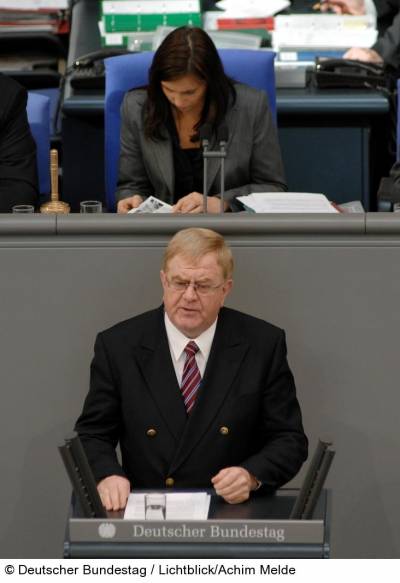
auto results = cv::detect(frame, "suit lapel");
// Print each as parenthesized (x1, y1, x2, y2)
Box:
(134, 308, 187, 441)
(169, 310, 249, 474)
(206, 102, 239, 195)
(147, 132, 174, 199)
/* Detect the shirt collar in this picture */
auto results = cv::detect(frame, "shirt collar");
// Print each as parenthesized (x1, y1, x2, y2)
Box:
(164, 312, 217, 362)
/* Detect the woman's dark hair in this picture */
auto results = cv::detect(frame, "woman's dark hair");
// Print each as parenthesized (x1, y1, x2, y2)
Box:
(144, 27, 236, 141)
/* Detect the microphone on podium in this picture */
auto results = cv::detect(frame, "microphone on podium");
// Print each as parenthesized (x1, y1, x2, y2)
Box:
(200, 123, 229, 214)
(217, 124, 229, 213)
(200, 123, 212, 214)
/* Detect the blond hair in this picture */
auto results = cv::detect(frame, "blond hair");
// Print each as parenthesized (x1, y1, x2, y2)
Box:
(162, 228, 234, 279)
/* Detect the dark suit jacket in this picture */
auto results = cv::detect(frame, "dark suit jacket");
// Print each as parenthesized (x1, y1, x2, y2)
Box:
(115, 83, 287, 209)
(75, 306, 308, 491)
(372, 0, 400, 67)
(0, 74, 38, 212)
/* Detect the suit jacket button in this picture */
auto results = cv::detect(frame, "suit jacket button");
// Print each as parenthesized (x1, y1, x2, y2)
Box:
(219, 426, 229, 436)
(146, 428, 157, 437)
(165, 477, 174, 487)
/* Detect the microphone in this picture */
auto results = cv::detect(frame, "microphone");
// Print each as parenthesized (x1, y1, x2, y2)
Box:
(200, 123, 212, 213)
(217, 125, 229, 213)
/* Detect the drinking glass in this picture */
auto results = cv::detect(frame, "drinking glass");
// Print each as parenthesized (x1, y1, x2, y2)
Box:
(12, 205, 35, 213)
(145, 493, 166, 520)
(80, 200, 102, 213)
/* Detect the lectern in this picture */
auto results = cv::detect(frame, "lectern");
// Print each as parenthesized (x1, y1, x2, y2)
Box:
(64, 488, 331, 559)
(61, 435, 333, 558)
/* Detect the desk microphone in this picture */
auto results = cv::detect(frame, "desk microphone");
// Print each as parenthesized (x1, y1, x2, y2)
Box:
(200, 123, 212, 213)
(217, 124, 229, 214)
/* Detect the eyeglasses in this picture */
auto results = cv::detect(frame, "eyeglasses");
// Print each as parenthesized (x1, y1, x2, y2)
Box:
(166, 278, 225, 296)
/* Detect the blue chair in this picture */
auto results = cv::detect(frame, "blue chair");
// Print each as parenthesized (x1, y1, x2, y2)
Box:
(26, 92, 51, 198)
(104, 50, 276, 210)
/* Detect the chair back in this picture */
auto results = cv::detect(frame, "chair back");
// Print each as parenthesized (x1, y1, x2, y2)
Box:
(26, 92, 51, 197)
(105, 49, 276, 210)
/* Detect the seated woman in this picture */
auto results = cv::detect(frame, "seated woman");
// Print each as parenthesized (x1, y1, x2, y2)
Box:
(116, 26, 286, 214)
(0, 74, 38, 212)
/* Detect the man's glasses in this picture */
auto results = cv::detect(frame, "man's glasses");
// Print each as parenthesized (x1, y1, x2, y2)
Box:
(166, 278, 225, 296)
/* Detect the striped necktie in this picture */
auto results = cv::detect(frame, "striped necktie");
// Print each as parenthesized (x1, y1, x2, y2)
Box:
(181, 341, 201, 414)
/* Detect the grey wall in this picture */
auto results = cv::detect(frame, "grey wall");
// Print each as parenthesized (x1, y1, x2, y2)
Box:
(1, 214, 399, 558)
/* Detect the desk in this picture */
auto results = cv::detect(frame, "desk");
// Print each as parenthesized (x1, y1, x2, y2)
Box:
(65, 489, 331, 558)
(62, 0, 392, 211)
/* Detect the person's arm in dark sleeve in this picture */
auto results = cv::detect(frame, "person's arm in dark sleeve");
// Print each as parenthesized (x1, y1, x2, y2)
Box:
(239, 330, 308, 490)
(372, 9, 400, 66)
(0, 84, 38, 212)
(115, 92, 155, 207)
(220, 90, 287, 209)
(75, 333, 127, 483)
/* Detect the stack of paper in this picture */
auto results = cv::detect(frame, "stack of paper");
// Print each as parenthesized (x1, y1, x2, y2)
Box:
(0, 0, 69, 34)
(124, 492, 211, 520)
(273, 14, 377, 52)
(237, 192, 339, 213)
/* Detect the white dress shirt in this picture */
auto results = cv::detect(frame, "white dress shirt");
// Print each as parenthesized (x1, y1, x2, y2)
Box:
(164, 312, 217, 385)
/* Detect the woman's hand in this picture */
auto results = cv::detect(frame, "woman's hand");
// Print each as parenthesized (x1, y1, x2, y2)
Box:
(117, 195, 144, 213)
(173, 192, 228, 213)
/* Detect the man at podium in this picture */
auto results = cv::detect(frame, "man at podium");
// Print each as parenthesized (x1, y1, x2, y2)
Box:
(75, 228, 307, 511)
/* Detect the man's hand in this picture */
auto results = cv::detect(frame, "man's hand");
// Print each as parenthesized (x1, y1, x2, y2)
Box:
(173, 192, 228, 214)
(319, 0, 365, 15)
(211, 467, 258, 504)
(117, 195, 144, 213)
(97, 475, 131, 511)
(343, 47, 383, 63)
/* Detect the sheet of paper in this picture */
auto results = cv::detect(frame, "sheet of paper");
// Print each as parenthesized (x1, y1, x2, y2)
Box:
(237, 192, 339, 213)
(216, 0, 289, 18)
(124, 492, 211, 520)
(128, 196, 172, 214)
(165, 492, 210, 520)
(0, 0, 68, 8)
(273, 14, 377, 49)
(124, 493, 146, 520)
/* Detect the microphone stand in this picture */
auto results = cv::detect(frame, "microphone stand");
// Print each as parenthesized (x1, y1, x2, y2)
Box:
(200, 124, 228, 214)
(217, 125, 229, 214)
(202, 136, 209, 215)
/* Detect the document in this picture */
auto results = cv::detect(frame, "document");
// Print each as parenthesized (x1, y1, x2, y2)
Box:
(216, 0, 289, 18)
(124, 492, 211, 520)
(237, 192, 339, 213)
(273, 14, 377, 50)
(128, 196, 172, 214)
(0, 0, 68, 8)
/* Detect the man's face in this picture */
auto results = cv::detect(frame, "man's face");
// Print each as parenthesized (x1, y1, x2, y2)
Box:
(160, 252, 232, 338)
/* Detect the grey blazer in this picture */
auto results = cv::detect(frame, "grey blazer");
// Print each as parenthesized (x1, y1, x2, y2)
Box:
(373, 0, 400, 67)
(116, 83, 287, 208)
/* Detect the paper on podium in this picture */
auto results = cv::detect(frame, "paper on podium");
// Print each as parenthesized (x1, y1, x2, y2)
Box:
(124, 492, 211, 520)
(237, 192, 339, 213)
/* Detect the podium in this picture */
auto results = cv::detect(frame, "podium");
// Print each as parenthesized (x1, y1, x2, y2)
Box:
(64, 488, 331, 558)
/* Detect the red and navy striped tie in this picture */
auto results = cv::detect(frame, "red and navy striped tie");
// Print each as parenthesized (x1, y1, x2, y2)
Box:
(181, 341, 201, 414)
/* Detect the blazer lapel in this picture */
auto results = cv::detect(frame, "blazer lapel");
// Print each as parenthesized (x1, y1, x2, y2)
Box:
(168, 311, 249, 474)
(134, 308, 187, 441)
(147, 132, 174, 199)
(206, 102, 239, 195)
